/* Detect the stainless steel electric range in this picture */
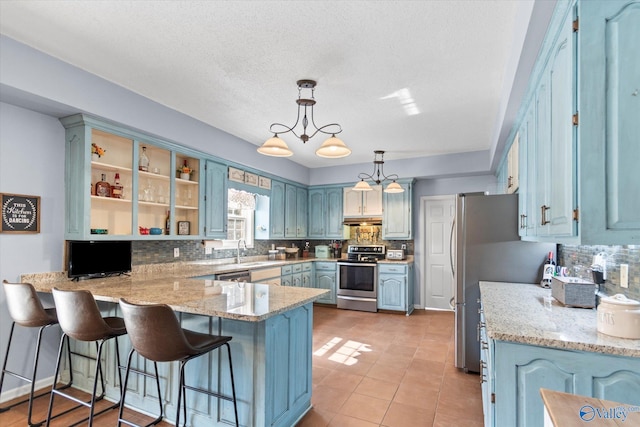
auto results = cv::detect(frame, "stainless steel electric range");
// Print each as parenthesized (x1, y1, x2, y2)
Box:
(336, 245, 386, 312)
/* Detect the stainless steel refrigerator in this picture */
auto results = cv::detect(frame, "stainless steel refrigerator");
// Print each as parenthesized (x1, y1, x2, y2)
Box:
(453, 193, 555, 373)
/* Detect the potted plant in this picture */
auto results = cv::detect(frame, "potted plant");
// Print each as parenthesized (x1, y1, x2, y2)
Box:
(177, 162, 193, 180)
(91, 143, 106, 159)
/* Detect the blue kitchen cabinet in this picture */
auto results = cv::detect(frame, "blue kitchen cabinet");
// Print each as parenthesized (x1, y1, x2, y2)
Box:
(518, 104, 538, 238)
(313, 262, 336, 304)
(281, 265, 293, 287)
(479, 309, 494, 427)
(513, 0, 640, 244)
(535, 6, 576, 239)
(204, 160, 227, 239)
(577, 0, 640, 244)
(60, 114, 206, 241)
(377, 263, 414, 315)
(284, 184, 307, 238)
(270, 180, 286, 239)
(301, 263, 312, 288)
(382, 179, 414, 240)
(291, 263, 303, 287)
(308, 186, 343, 239)
(491, 340, 640, 427)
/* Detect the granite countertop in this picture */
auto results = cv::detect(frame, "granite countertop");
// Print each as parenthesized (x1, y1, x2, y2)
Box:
(25, 268, 328, 323)
(21, 256, 414, 322)
(479, 281, 640, 358)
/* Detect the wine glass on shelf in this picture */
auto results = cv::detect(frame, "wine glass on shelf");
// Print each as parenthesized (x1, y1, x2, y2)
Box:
(157, 185, 165, 204)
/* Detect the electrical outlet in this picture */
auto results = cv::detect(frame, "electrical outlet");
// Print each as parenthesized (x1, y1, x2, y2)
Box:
(620, 264, 629, 288)
(205, 246, 212, 255)
(174, 248, 179, 258)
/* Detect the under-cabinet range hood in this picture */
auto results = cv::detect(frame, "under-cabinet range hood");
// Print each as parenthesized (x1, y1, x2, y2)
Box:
(342, 217, 382, 226)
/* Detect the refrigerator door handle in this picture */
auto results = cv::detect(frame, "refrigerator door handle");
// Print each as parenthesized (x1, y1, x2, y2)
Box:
(449, 219, 456, 278)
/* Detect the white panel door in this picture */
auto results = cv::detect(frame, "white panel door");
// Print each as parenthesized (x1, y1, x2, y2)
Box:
(423, 196, 456, 310)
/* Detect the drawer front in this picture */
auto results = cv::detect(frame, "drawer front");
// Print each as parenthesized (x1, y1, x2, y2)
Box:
(281, 265, 293, 275)
(314, 262, 336, 271)
(251, 267, 281, 282)
(292, 263, 303, 273)
(302, 262, 312, 272)
(378, 264, 408, 274)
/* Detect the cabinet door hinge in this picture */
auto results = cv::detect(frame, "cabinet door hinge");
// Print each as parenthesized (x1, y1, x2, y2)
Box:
(573, 18, 579, 32)
(573, 208, 579, 222)
(491, 393, 495, 403)
(572, 113, 579, 125)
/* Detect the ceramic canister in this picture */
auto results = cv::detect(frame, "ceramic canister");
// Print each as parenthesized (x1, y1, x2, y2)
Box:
(597, 294, 640, 339)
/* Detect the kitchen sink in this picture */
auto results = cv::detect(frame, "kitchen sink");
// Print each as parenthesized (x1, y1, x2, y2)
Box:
(236, 261, 279, 268)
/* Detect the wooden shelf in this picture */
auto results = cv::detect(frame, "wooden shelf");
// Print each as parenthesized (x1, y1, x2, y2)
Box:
(139, 170, 170, 181)
(91, 161, 132, 173)
(91, 195, 132, 204)
(138, 200, 170, 208)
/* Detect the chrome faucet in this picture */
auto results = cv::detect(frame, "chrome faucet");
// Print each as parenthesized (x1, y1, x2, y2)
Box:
(236, 239, 246, 264)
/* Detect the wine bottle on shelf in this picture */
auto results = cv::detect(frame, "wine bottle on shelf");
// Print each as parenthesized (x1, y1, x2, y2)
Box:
(541, 251, 555, 288)
(139, 146, 150, 172)
(165, 210, 170, 235)
(111, 173, 123, 198)
(95, 174, 111, 197)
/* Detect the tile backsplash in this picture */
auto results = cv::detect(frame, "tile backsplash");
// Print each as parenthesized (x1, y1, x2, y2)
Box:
(558, 245, 640, 301)
(132, 239, 414, 266)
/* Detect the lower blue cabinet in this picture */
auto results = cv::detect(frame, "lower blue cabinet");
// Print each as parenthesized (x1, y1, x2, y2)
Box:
(313, 262, 336, 304)
(377, 263, 414, 315)
(490, 340, 640, 427)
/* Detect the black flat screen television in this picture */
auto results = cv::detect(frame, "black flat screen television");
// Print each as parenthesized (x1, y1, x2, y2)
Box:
(67, 240, 132, 279)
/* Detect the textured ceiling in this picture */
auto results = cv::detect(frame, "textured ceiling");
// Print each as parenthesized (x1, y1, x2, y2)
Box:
(0, 1, 534, 168)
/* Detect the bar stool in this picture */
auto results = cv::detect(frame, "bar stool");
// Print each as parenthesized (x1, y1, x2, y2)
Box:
(0, 281, 73, 427)
(46, 287, 127, 427)
(117, 299, 238, 427)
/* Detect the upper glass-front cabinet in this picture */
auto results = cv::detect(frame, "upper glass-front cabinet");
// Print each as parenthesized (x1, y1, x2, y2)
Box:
(61, 114, 202, 240)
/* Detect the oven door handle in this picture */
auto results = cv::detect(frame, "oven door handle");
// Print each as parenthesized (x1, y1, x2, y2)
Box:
(337, 295, 376, 302)
(337, 262, 378, 267)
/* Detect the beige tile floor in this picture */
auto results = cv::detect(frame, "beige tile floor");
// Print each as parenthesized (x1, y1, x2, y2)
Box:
(297, 306, 484, 427)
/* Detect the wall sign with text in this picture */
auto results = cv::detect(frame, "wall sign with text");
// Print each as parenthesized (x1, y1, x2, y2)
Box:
(1, 193, 41, 233)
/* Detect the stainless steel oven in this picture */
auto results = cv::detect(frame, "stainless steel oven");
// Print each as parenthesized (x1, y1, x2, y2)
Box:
(336, 245, 385, 312)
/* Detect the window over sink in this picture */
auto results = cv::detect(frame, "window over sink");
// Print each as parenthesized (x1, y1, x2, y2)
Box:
(215, 188, 268, 250)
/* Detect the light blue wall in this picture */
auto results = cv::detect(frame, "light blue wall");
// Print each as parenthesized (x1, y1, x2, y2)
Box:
(0, 35, 310, 185)
(309, 150, 493, 185)
(411, 175, 498, 307)
(0, 102, 65, 391)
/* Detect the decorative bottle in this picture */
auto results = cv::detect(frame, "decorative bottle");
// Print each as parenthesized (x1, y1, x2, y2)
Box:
(95, 174, 111, 197)
(110, 173, 123, 198)
(165, 210, 171, 235)
(139, 146, 150, 172)
(541, 251, 555, 288)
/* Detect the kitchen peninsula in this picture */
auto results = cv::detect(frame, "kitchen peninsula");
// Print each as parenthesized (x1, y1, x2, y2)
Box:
(479, 281, 640, 427)
(24, 265, 329, 427)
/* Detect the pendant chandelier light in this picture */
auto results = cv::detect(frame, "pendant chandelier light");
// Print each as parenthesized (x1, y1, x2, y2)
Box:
(353, 150, 404, 193)
(258, 80, 351, 158)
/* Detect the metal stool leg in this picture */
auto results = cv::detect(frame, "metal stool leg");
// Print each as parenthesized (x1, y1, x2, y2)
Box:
(225, 343, 239, 427)
(46, 335, 121, 427)
(117, 348, 164, 427)
(0, 322, 71, 427)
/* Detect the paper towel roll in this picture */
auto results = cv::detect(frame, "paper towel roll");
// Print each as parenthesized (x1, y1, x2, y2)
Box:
(202, 240, 223, 249)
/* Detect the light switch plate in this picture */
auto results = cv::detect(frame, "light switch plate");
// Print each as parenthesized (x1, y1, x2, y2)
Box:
(620, 264, 629, 288)
(174, 248, 180, 258)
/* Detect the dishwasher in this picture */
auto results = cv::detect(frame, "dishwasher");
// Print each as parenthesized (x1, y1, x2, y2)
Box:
(215, 270, 251, 282)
